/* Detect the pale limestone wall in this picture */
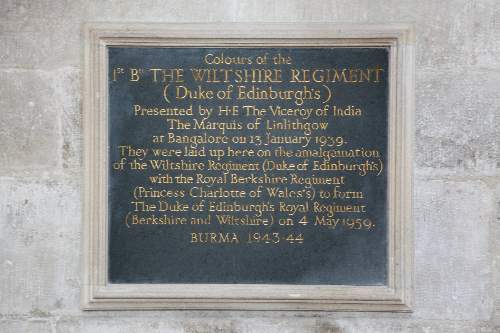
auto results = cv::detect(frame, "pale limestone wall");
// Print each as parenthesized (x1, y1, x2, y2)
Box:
(0, 1, 499, 332)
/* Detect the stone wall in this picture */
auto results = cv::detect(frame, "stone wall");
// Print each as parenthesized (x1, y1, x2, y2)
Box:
(1, 1, 499, 332)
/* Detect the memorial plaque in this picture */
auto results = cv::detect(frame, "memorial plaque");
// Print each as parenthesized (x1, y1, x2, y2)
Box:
(83, 24, 413, 311)
(108, 47, 388, 285)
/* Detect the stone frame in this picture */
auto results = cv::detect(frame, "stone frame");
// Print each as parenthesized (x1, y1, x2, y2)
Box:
(82, 23, 414, 311)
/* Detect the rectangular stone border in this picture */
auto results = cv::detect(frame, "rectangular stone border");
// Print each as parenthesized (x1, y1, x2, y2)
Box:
(82, 23, 414, 311)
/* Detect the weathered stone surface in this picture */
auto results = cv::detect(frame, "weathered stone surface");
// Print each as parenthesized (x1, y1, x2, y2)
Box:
(0, 68, 79, 176)
(335, 318, 495, 333)
(0, 0, 83, 69)
(413, 180, 494, 320)
(54, 317, 344, 333)
(471, 0, 500, 69)
(495, 183, 500, 324)
(0, 178, 81, 315)
(57, 69, 81, 176)
(52, 316, 495, 333)
(0, 0, 477, 70)
(0, 319, 52, 333)
(415, 69, 499, 176)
